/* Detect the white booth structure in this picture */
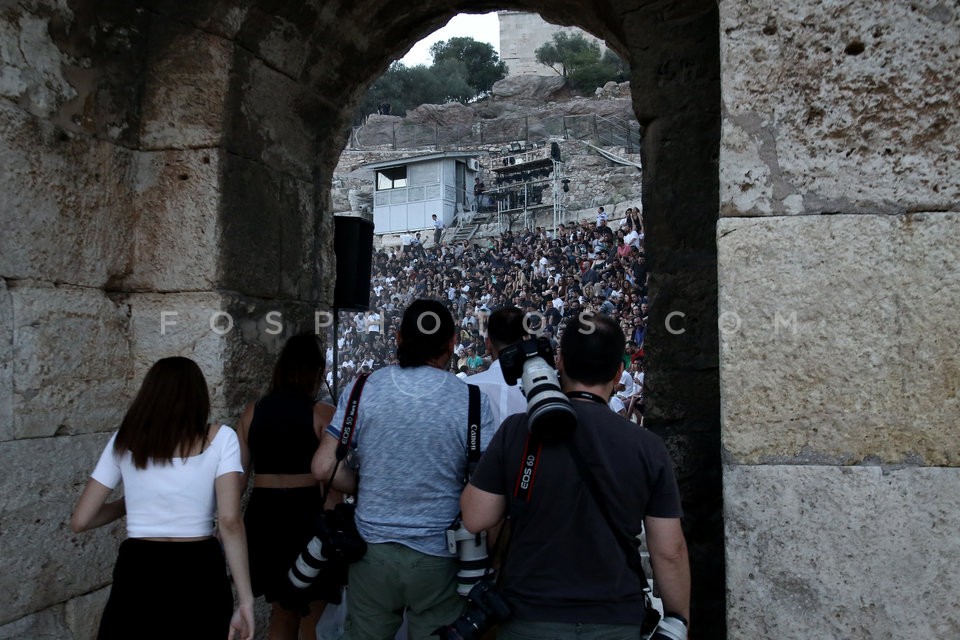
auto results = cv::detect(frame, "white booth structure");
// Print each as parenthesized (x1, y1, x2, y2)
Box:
(365, 151, 481, 235)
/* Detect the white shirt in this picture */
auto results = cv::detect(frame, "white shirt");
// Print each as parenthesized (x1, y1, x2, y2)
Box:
(608, 395, 625, 414)
(366, 312, 382, 333)
(91, 427, 243, 538)
(468, 359, 527, 427)
(616, 369, 635, 399)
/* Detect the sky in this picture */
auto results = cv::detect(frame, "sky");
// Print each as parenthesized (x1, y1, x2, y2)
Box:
(399, 12, 501, 67)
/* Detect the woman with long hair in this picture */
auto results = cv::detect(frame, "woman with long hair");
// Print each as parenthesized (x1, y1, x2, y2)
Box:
(71, 357, 254, 640)
(236, 332, 337, 640)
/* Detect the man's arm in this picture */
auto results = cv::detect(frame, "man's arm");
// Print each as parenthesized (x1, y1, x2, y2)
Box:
(311, 431, 358, 494)
(644, 515, 691, 621)
(460, 483, 506, 534)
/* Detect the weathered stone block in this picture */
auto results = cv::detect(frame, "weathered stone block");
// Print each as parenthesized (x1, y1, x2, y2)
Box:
(724, 465, 960, 638)
(139, 18, 234, 149)
(125, 149, 222, 292)
(1, 1, 151, 144)
(63, 587, 109, 640)
(0, 279, 12, 442)
(718, 213, 960, 465)
(144, 0, 251, 40)
(127, 292, 230, 421)
(0, 433, 120, 625)
(720, 0, 960, 215)
(0, 101, 136, 288)
(225, 48, 328, 181)
(278, 177, 322, 302)
(0, 606, 70, 639)
(10, 283, 133, 439)
(219, 154, 326, 300)
(0, 8, 78, 119)
(234, 4, 315, 80)
(221, 296, 328, 414)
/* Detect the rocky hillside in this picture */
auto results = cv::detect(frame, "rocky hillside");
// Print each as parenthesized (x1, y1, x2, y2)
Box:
(333, 76, 643, 224)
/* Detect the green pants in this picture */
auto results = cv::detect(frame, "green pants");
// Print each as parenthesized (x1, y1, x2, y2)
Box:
(343, 542, 465, 640)
(498, 620, 644, 640)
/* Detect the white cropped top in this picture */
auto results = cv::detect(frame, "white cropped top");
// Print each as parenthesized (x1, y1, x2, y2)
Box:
(91, 426, 243, 538)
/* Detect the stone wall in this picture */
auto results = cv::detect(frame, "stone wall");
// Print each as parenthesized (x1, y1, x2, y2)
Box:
(719, 0, 960, 636)
(498, 11, 604, 78)
(0, 1, 332, 635)
(4, 0, 957, 638)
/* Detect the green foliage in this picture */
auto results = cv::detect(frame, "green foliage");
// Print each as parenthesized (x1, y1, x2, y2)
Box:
(354, 60, 473, 123)
(535, 31, 629, 95)
(354, 36, 507, 124)
(429, 36, 507, 96)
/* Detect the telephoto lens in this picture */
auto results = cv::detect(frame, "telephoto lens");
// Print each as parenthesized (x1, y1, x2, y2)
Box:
(288, 536, 326, 590)
(498, 337, 577, 443)
(446, 522, 493, 596)
(650, 614, 688, 640)
(519, 355, 576, 441)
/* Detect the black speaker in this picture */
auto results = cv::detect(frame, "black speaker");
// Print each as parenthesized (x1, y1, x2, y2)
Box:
(333, 214, 374, 310)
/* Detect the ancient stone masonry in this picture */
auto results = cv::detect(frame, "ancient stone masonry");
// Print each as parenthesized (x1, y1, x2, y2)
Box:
(2, 0, 958, 638)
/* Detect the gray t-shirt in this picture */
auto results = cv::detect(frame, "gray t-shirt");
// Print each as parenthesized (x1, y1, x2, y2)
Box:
(328, 365, 496, 556)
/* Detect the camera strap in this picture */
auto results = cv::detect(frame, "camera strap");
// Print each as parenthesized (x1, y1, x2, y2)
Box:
(336, 372, 370, 462)
(512, 434, 542, 503)
(563, 439, 654, 592)
(465, 384, 482, 484)
(321, 371, 370, 505)
(508, 430, 652, 587)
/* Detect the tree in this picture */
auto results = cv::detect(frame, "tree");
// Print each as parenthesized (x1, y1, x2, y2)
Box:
(353, 60, 473, 123)
(535, 31, 628, 95)
(429, 36, 507, 97)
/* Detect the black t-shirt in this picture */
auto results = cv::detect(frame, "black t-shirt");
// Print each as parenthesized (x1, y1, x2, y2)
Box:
(469, 400, 681, 624)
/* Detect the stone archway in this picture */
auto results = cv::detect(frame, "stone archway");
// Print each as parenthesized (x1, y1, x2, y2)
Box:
(2, 0, 717, 637)
(6, 0, 960, 638)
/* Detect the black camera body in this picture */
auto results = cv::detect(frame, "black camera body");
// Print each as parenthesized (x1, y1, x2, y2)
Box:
(284, 502, 367, 610)
(433, 579, 511, 640)
(498, 337, 577, 442)
(498, 336, 552, 386)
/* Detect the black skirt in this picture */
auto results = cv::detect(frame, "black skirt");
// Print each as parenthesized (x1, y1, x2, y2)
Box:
(97, 537, 233, 639)
(244, 485, 333, 608)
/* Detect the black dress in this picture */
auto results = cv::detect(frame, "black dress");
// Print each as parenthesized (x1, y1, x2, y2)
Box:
(243, 391, 331, 609)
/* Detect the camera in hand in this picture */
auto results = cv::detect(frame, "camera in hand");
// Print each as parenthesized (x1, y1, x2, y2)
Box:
(286, 502, 366, 598)
(498, 337, 576, 442)
(446, 520, 493, 596)
(433, 579, 511, 640)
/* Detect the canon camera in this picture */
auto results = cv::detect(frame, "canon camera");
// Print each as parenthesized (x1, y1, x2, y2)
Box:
(498, 336, 576, 441)
(284, 502, 366, 609)
(432, 579, 511, 640)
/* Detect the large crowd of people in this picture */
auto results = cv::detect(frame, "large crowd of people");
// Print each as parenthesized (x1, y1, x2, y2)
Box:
(326, 205, 648, 420)
(70, 204, 689, 640)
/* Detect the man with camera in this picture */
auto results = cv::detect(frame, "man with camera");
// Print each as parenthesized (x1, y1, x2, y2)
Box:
(459, 313, 691, 640)
(467, 306, 528, 427)
(312, 299, 497, 640)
